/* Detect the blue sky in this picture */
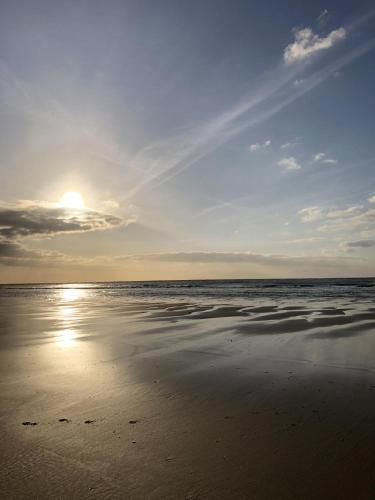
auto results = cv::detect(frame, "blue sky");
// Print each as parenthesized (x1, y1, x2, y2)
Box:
(0, 0, 375, 281)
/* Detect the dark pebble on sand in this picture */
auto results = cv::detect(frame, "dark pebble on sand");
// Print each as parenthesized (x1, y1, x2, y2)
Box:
(58, 418, 70, 423)
(84, 419, 95, 424)
(22, 421, 38, 426)
(129, 420, 139, 424)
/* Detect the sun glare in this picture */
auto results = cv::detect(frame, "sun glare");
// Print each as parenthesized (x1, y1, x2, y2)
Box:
(56, 328, 76, 347)
(60, 191, 85, 209)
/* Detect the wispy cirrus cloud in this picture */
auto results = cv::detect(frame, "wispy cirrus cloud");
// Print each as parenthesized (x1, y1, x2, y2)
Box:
(124, 26, 375, 199)
(283, 26, 346, 65)
(280, 139, 300, 150)
(314, 152, 338, 164)
(317, 9, 329, 27)
(326, 206, 363, 219)
(249, 139, 271, 152)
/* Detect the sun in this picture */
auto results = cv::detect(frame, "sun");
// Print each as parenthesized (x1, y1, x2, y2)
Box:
(60, 191, 85, 209)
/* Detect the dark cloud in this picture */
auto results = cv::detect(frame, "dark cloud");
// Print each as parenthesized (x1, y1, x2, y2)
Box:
(0, 238, 73, 267)
(346, 240, 375, 248)
(0, 205, 123, 239)
(0, 203, 124, 268)
(0, 239, 27, 257)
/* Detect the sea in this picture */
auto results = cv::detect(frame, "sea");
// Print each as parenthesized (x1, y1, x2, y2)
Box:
(1, 277, 374, 302)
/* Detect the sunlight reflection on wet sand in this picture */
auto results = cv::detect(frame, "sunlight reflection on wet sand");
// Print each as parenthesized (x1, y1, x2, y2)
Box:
(53, 287, 87, 347)
(60, 287, 85, 303)
(2, 284, 375, 499)
(55, 328, 77, 347)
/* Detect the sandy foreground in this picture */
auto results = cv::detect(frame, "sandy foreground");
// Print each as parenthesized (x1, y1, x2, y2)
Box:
(1, 291, 375, 499)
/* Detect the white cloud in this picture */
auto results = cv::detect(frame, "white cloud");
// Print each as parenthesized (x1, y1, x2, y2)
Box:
(319, 208, 375, 232)
(277, 156, 301, 171)
(314, 152, 338, 164)
(299, 206, 323, 222)
(295, 199, 375, 238)
(284, 27, 346, 65)
(288, 236, 327, 243)
(314, 152, 325, 161)
(299, 204, 365, 226)
(249, 139, 271, 152)
(280, 139, 300, 150)
(326, 206, 363, 219)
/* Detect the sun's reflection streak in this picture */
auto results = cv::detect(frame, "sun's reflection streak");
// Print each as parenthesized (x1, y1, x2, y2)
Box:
(56, 328, 77, 347)
(58, 306, 77, 320)
(60, 287, 84, 302)
(54, 287, 86, 347)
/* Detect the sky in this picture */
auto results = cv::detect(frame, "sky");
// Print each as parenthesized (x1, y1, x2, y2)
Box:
(0, 0, 375, 282)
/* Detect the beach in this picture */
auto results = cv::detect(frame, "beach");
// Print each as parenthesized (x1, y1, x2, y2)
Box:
(1, 280, 375, 499)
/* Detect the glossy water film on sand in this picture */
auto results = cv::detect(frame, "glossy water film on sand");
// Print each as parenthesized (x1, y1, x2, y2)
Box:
(1, 280, 375, 499)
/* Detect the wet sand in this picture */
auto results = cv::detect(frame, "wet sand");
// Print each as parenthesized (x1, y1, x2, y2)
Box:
(1, 292, 375, 499)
